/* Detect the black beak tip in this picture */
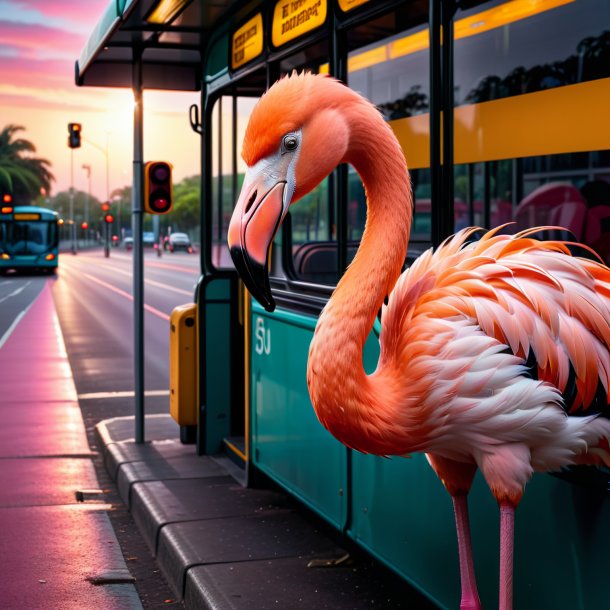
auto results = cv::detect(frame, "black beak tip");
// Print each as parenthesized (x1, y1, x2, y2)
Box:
(229, 245, 276, 312)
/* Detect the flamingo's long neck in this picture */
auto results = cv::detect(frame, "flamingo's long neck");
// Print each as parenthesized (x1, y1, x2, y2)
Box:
(307, 104, 413, 454)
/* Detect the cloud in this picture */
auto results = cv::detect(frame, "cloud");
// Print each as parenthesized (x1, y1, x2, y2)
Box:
(0, 1, 107, 29)
(0, 20, 86, 60)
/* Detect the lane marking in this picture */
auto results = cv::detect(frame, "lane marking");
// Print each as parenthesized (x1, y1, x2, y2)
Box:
(0, 281, 38, 349)
(65, 269, 171, 322)
(145, 260, 200, 274)
(0, 280, 31, 304)
(78, 389, 170, 400)
(63, 260, 193, 297)
(65, 251, 199, 275)
(0, 309, 27, 350)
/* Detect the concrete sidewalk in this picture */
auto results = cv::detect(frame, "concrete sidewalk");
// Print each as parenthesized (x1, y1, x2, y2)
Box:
(96, 414, 435, 610)
(0, 282, 142, 610)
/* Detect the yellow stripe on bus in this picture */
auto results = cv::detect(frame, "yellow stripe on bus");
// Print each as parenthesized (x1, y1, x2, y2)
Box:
(389, 78, 610, 169)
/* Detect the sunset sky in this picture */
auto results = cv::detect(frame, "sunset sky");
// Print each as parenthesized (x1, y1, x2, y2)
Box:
(0, 0, 200, 201)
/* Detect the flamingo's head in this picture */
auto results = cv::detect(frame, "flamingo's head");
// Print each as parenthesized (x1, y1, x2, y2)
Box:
(228, 72, 358, 311)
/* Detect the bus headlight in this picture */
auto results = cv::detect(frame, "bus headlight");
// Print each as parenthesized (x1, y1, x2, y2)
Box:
(1, 253, 10, 260)
(44, 253, 55, 261)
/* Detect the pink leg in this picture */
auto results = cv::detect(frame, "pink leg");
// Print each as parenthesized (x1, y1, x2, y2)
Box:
(499, 502, 515, 610)
(452, 494, 482, 610)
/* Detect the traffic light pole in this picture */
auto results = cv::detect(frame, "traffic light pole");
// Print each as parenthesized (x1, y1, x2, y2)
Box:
(70, 150, 76, 255)
(132, 49, 145, 444)
(104, 220, 110, 258)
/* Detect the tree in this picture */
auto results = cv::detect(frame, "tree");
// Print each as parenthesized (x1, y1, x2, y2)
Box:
(48, 190, 102, 226)
(169, 175, 200, 237)
(0, 125, 54, 203)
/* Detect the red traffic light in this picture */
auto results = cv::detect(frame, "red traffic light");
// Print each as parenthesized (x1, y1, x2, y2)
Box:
(144, 161, 173, 215)
(81, 221, 89, 230)
(104, 214, 114, 223)
(101, 202, 110, 212)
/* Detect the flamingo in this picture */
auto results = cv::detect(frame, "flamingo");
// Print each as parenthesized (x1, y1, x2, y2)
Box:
(227, 72, 610, 610)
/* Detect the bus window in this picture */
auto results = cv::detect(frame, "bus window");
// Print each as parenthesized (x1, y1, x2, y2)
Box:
(346, 5, 431, 258)
(211, 96, 231, 268)
(284, 43, 336, 286)
(211, 95, 259, 269)
(454, 0, 610, 262)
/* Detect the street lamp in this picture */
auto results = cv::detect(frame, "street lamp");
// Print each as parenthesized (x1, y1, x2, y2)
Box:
(83, 133, 111, 256)
(82, 164, 91, 245)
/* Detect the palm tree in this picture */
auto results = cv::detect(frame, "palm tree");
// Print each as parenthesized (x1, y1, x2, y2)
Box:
(0, 125, 54, 203)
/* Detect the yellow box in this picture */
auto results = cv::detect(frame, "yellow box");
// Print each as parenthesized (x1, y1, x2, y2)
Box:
(169, 303, 198, 426)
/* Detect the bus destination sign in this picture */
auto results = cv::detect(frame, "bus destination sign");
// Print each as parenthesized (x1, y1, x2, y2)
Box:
(14, 213, 41, 221)
(272, 0, 327, 47)
(232, 13, 263, 70)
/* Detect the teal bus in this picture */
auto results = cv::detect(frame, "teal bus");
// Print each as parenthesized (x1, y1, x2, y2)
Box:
(77, 0, 610, 608)
(0, 205, 60, 274)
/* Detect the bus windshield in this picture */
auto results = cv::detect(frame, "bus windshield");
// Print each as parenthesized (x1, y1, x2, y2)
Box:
(0, 220, 57, 255)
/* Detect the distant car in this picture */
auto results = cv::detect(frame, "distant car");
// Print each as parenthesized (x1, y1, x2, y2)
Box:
(168, 232, 193, 253)
(143, 232, 156, 248)
(123, 236, 133, 251)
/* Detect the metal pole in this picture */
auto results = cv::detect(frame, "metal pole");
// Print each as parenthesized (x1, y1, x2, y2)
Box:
(70, 149, 76, 254)
(106, 134, 111, 258)
(429, 0, 442, 248)
(82, 164, 91, 245)
(441, 1, 455, 238)
(133, 49, 145, 443)
(106, 132, 110, 201)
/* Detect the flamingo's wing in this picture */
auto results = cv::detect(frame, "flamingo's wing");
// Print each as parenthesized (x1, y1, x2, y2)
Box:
(381, 227, 610, 417)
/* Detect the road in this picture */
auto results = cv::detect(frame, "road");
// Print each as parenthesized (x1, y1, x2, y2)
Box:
(51, 247, 200, 608)
(54, 247, 199, 405)
(0, 276, 47, 348)
(55, 247, 201, 608)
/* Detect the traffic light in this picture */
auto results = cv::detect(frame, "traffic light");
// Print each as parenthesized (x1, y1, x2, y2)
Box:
(1, 195, 12, 215)
(81, 221, 89, 230)
(104, 214, 114, 224)
(68, 123, 81, 149)
(144, 161, 173, 214)
(101, 201, 110, 212)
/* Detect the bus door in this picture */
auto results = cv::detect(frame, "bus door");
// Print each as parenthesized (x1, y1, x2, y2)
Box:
(197, 72, 266, 479)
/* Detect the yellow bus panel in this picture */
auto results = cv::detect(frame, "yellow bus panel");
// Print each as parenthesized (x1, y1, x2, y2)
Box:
(169, 303, 198, 426)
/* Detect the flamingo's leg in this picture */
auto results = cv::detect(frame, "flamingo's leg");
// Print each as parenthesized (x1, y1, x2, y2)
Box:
(426, 455, 481, 610)
(476, 443, 530, 610)
(499, 502, 516, 610)
(452, 494, 482, 610)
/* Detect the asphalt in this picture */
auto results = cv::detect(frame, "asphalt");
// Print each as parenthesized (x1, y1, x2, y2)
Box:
(0, 274, 435, 610)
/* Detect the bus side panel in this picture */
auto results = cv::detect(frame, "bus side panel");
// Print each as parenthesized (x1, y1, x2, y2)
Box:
(250, 303, 347, 529)
(201, 277, 233, 453)
(350, 438, 610, 609)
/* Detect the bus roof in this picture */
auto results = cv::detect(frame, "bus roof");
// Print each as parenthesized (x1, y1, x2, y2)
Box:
(11, 206, 59, 218)
(75, 0, 242, 91)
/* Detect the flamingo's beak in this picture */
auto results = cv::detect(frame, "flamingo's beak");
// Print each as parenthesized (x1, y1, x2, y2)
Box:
(228, 160, 293, 312)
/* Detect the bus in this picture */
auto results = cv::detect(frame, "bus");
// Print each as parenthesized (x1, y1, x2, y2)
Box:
(0, 205, 60, 274)
(77, 1, 610, 608)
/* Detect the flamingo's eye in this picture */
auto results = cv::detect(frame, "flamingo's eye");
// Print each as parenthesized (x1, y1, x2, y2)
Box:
(282, 134, 298, 152)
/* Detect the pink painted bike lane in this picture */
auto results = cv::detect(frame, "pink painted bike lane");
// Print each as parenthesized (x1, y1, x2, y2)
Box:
(0, 281, 141, 610)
